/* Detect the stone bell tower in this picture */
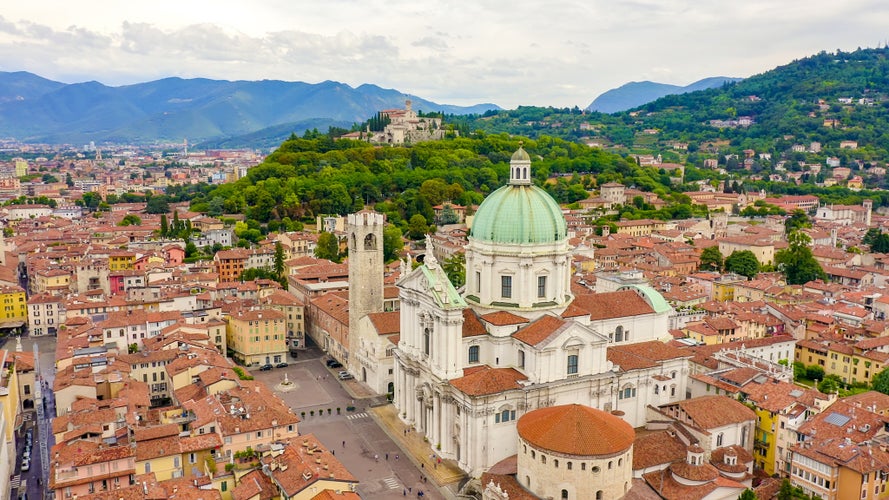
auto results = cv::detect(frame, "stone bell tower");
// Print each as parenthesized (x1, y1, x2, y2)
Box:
(347, 210, 385, 364)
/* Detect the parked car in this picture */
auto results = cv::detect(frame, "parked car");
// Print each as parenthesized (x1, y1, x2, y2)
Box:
(21, 457, 29, 471)
(325, 358, 339, 367)
(338, 370, 354, 380)
(259, 364, 273, 371)
(275, 362, 288, 368)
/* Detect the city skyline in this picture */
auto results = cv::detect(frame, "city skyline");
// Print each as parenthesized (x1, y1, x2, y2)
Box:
(1, 1, 888, 109)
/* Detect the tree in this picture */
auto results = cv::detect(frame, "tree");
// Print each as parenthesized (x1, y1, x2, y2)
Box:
(145, 196, 170, 214)
(818, 374, 842, 394)
(383, 225, 404, 262)
(118, 214, 142, 226)
(315, 232, 341, 262)
(407, 214, 430, 240)
(872, 233, 889, 253)
(784, 209, 811, 233)
(805, 364, 825, 381)
(724, 250, 760, 279)
(776, 231, 827, 285)
(739, 489, 758, 500)
(160, 214, 169, 237)
(873, 367, 889, 395)
(437, 204, 460, 225)
(442, 253, 466, 288)
(699, 246, 724, 271)
(274, 242, 285, 278)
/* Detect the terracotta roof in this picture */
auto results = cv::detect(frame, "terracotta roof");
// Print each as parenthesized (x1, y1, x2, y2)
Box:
(573, 289, 656, 320)
(367, 311, 400, 335)
(512, 314, 569, 347)
(462, 309, 487, 337)
(517, 404, 634, 456)
(632, 430, 687, 470)
(480, 311, 529, 326)
(449, 366, 527, 396)
(670, 395, 756, 430)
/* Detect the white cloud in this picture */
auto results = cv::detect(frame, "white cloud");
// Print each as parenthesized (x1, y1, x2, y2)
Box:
(0, 1, 888, 108)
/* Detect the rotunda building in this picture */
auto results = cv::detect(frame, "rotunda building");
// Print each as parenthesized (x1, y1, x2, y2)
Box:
(464, 146, 572, 319)
(516, 404, 635, 500)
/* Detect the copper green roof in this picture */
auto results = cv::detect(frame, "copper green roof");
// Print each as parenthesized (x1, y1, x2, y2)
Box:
(470, 184, 567, 245)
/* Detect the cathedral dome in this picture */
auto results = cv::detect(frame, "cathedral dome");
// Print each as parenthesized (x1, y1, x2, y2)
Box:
(470, 148, 566, 245)
(517, 404, 634, 456)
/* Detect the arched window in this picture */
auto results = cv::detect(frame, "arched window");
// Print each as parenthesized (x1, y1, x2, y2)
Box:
(531, 450, 536, 459)
(618, 458, 622, 467)
(364, 233, 377, 250)
(468, 345, 479, 364)
(596, 492, 603, 500)
(523, 167, 528, 180)
(567, 462, 573, 470)
(526, 476, 531, 487)
(654, 384, 659, 395)
(717, 432, 724, 447)
(554, 459, 559, 468)
(541, 455, 547, 464)
(615, 326, 624, 342)
(561, 489, 568, 500)
(608, 461, 612, 470)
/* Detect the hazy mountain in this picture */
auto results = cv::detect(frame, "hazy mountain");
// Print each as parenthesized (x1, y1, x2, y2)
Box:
(0, 72, 501, 145)
(586, 77, 742, 113)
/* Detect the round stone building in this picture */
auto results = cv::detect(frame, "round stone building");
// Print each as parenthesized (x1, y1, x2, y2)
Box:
(515, 404, 635, 500)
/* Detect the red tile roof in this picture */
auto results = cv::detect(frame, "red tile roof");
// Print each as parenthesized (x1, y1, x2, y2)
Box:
(517, 404, 634, 456)
(449, 366, 527, 396)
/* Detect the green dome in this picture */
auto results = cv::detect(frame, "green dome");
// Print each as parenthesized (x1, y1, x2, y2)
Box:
(471, 184, 567, 244)
(511, 147, 531, 162)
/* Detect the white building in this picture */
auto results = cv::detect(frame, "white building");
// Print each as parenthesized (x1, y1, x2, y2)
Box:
(394, 147, 688, 477)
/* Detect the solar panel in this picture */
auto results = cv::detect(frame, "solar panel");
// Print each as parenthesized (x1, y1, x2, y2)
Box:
(789, 390, 804, 398)
(824, 412, 851, 427)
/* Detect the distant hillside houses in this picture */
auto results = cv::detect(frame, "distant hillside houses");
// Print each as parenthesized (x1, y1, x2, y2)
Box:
(340, 100, 446, 145)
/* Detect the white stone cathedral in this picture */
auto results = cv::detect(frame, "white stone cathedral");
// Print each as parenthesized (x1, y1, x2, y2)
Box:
(394, 147, 689, 477)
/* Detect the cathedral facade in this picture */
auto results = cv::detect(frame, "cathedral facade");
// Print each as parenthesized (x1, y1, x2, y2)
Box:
(393, 147, 690, 477)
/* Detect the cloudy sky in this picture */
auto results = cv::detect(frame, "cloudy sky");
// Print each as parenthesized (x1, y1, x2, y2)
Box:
(1, 1, 887, 109)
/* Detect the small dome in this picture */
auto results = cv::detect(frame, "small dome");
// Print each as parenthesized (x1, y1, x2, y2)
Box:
(511, 147, 531, 162)
(470, 184, 566, 245)
(517, 404, 634, 456)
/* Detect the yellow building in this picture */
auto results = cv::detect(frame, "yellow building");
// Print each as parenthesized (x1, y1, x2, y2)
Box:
(108, 251, 136, 271)
(752, 406, 778, 475)
(226, 309, 287, 367)
(134, 433, 222, 481)
(0, 286, 27, 329)
(712, 274, 746, 302)
(796, 339, 888, 385)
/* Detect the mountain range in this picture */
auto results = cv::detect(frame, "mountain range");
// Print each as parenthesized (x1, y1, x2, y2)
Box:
(0, 72, 500, 146)
(586, 77, 743, 113)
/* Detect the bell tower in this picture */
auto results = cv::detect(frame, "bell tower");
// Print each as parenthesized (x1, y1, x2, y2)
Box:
(347, 210, 385, 360)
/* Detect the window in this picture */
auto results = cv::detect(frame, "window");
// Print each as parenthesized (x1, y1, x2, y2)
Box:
(518, 350, 525, 368)
(537, 276, 547, 298)
(567, 462, 573, 470)
(567, 354, 578, 375)
(619, 386, 636, 400)
(615, 326, 624, 342)
(554, 459, 559, 468)
(424, 328, 431, 356)
(654, 385, 659, 395)
(496, 409, 516, 423)
(561, 489, 568, 500)
(501, 276, 512, 298)
(468, 345, 479, 364)
(475, 272, 481, 293)
(717, 433, 724, 447)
